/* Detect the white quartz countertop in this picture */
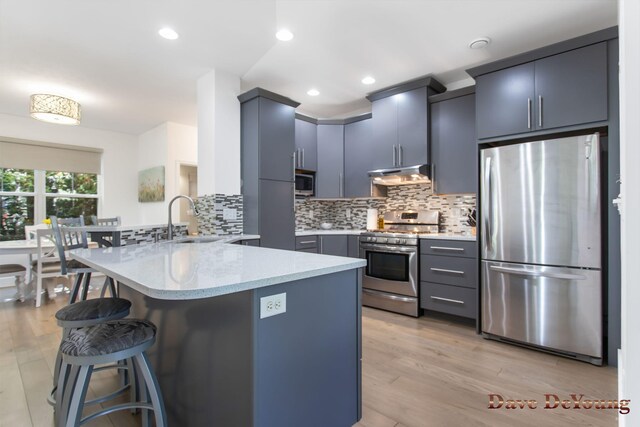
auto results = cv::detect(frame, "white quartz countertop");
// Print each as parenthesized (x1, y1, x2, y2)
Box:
(70, 237, 365, 300)
(419, 233, 476, 241)
(296, 230, 367, 236)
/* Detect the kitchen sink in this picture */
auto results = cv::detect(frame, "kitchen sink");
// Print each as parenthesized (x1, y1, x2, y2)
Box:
(174, 236, 225, 244)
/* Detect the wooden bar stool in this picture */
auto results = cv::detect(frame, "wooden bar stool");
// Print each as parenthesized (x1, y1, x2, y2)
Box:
(55, 319, 166, 427)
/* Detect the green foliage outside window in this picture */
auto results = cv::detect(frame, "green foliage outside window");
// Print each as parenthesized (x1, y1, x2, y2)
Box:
(45, 171, 97, 194)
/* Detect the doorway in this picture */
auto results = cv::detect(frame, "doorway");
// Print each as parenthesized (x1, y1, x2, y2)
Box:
(178, 164, 198, 235)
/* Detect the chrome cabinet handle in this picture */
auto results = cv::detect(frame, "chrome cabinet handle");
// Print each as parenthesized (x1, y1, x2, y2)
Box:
(339, 173, 344, 197)
(292, 151, 296, 178)
(399, 145, 403, 166)
(538, 95, 543, 127)
(490, 265, 586, 281)
(298, 240, 316, 244)
(527, 98, 532, 129)
(430, 246, 464, 252)
(301, 148, 305, 168)
(430, 296, 464, 305)
(319, 236, 323, 253)
(430, 267, 465, 275)
(392, 144, 397, 166)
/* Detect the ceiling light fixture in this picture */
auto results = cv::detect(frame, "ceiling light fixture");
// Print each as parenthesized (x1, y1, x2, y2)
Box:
(158, 27, 179, 40)
(30, 94, 81, 125)
(469, 37, 491, 49)
(361, 76, 376, 85)
(307, 89, 320, 96)
(275, 29, 294, 41)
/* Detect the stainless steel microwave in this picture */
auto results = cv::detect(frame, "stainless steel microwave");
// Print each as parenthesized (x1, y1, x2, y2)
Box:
(295, 173, 314, 197)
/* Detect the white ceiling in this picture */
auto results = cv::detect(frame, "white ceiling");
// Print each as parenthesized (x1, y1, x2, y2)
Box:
(0, 0, 617, 135)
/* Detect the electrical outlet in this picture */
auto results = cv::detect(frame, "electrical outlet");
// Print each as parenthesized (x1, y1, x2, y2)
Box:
(309, 210, 314, 220)
(346, 208, 351, 220)
(260, 293, 287, 319)
(223, 208, 237, 220)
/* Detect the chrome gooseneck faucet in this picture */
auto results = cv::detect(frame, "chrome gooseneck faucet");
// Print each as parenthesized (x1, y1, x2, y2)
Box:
(167, 195, 199, 241)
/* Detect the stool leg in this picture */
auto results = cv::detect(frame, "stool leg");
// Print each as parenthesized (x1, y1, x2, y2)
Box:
(134, 352, 167, 427)
(68, 273, 83, 304)
(127, 357, 138, 415)
(109, 277, 117, 297)
(57, 362, 76, 427)
(65, 365, 93, 427)
(80, 273, 92, 301)
(51, 329, 71, 406)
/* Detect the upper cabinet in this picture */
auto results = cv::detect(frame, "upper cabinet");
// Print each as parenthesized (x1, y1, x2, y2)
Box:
(475, 42, 608, 140)
(367, 77, 444, 169)
(430, 90, 477, 194)
(294, 117, 318, 171)
(344, 118, 373, 198)
(316, 124, 345, 198)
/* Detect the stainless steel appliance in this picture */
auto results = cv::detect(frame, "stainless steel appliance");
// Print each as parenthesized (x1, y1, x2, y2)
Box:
(295, 173, 314, 197)
(368, 164, 432, 186)
(480, 132, 602, 365)
(360, 210, 439, 317)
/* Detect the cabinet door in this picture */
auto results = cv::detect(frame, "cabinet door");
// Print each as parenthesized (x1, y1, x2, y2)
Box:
(319, 235, 348, 257)
(295, 119, 318, 171)
(371, 95, 398, 169)
(259, 98, 295, 182)
(317, 125, 344, 198)
(259, 179, 294, 250)
(397, 87, 428, 166)
(344, 119, 373, 198)
(431, 94, 477, 194)
(347, 235, 361, 258)
(534, 42, 608, 130)
(476, 62, 535, 140)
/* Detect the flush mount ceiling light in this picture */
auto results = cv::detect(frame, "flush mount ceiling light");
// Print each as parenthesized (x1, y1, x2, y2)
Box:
(361, 76, 376, 85)
(30, 94, 81, 125)
(307, 88, 320, 96)
(275, 29, 294, 41)
(158, 27, 179, 40)
(469, 37, 491, 49)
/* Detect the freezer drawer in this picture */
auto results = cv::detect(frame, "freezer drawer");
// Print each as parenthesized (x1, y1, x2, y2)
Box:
(481, 260, 602, 359)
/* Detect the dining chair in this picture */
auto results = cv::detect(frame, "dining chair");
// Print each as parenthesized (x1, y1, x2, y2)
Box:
(90, 216, 121, 226)
(49, 216, 99, 304)
(31, 228, 72, 307)
(0, 264, 27, 302)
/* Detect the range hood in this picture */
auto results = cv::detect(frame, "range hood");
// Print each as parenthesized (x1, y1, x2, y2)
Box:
(368, 164, 432, 186)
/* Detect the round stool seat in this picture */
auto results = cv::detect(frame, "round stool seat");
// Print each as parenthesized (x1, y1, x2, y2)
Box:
(55, 298, 131, 327)
(0, 264, 26, 274)
(61, 319, 156, 359)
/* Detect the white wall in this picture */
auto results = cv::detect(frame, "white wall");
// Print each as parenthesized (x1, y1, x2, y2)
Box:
(137, 121, 198, 224)
(197, 69, 242, 196)
(618, 0, 639, 425)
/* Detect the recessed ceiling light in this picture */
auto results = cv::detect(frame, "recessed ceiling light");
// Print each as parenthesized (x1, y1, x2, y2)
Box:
(158, 27, 179, 40)
(275, 29, 294, 41)
(469, 37, 491, 49)
(361, 76, 376, 85)
(307, 89, 320, 96)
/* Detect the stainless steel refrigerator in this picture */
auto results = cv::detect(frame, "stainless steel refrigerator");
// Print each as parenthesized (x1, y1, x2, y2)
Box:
(480, 132, 602, 365)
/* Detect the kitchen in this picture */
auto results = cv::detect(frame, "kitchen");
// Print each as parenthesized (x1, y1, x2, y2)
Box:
(1, 0, 633, 425)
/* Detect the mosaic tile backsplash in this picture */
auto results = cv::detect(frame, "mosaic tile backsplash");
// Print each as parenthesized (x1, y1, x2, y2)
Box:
(196, 194, 244, 235)
(296, 184, 476, 234)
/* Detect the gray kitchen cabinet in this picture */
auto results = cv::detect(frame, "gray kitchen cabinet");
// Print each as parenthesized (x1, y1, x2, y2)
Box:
(259, 179, 295, 251)
(371, 87, 430, 168)
(316, 124, 345, 198)
(344, 119, 373, 198)
(397, 87, 428, 166)
(240, 88, 299, 250)
(295, 235, 318, 251)
(476, 62, 535, 140)
(430, 92, 477, 194)
(295, 118, 318, 171)
(319, 235, 348, 257)
(476, 42, 608, 140)
(534, 42, 607, 130)
(370, 95, 398, 169)
(347, 235, 361, 258)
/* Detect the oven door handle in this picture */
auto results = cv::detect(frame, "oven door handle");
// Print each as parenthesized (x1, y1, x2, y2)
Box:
(360, 243, 417, 253)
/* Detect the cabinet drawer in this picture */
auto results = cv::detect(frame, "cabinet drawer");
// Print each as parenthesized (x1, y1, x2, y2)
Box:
(420, 239, 477, 258)
(420, 255, 477, 289)
(420, 282, 476, 319)
(297, 247, 318, 254)
(296, 236, 318, 250)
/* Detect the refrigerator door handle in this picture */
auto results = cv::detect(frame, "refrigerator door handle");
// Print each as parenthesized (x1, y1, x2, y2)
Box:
(489, 265, 587, 281)
(483, 156, 492, 254)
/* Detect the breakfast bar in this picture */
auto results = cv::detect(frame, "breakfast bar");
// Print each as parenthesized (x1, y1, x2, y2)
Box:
(71, 238, 365, 427)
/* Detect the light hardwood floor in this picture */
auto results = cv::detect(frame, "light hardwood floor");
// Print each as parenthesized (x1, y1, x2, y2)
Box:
(1, 287, 617, 427)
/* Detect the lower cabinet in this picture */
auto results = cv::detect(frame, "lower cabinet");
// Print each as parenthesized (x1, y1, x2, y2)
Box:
(419, 239, 477, 320)
(319, 235, 348, 257)
(295, 234, 360, 257)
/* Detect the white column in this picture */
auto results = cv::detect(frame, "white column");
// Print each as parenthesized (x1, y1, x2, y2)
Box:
(619, 0, 640, 426)
(197, 69, 242, 196)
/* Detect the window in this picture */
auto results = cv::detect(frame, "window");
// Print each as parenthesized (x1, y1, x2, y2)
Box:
(0, 168, 99, 241)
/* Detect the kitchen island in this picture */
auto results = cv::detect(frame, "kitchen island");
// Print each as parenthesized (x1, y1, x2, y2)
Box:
(71, 238, 365, 427)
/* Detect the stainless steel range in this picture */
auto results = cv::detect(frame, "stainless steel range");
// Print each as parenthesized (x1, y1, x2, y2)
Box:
(359, 210, 439, 317)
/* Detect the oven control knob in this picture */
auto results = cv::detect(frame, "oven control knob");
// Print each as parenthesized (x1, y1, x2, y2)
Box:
(392, 238, 400, 244)
(378, 238, 387, 243)
(398, 239, 405, 245)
